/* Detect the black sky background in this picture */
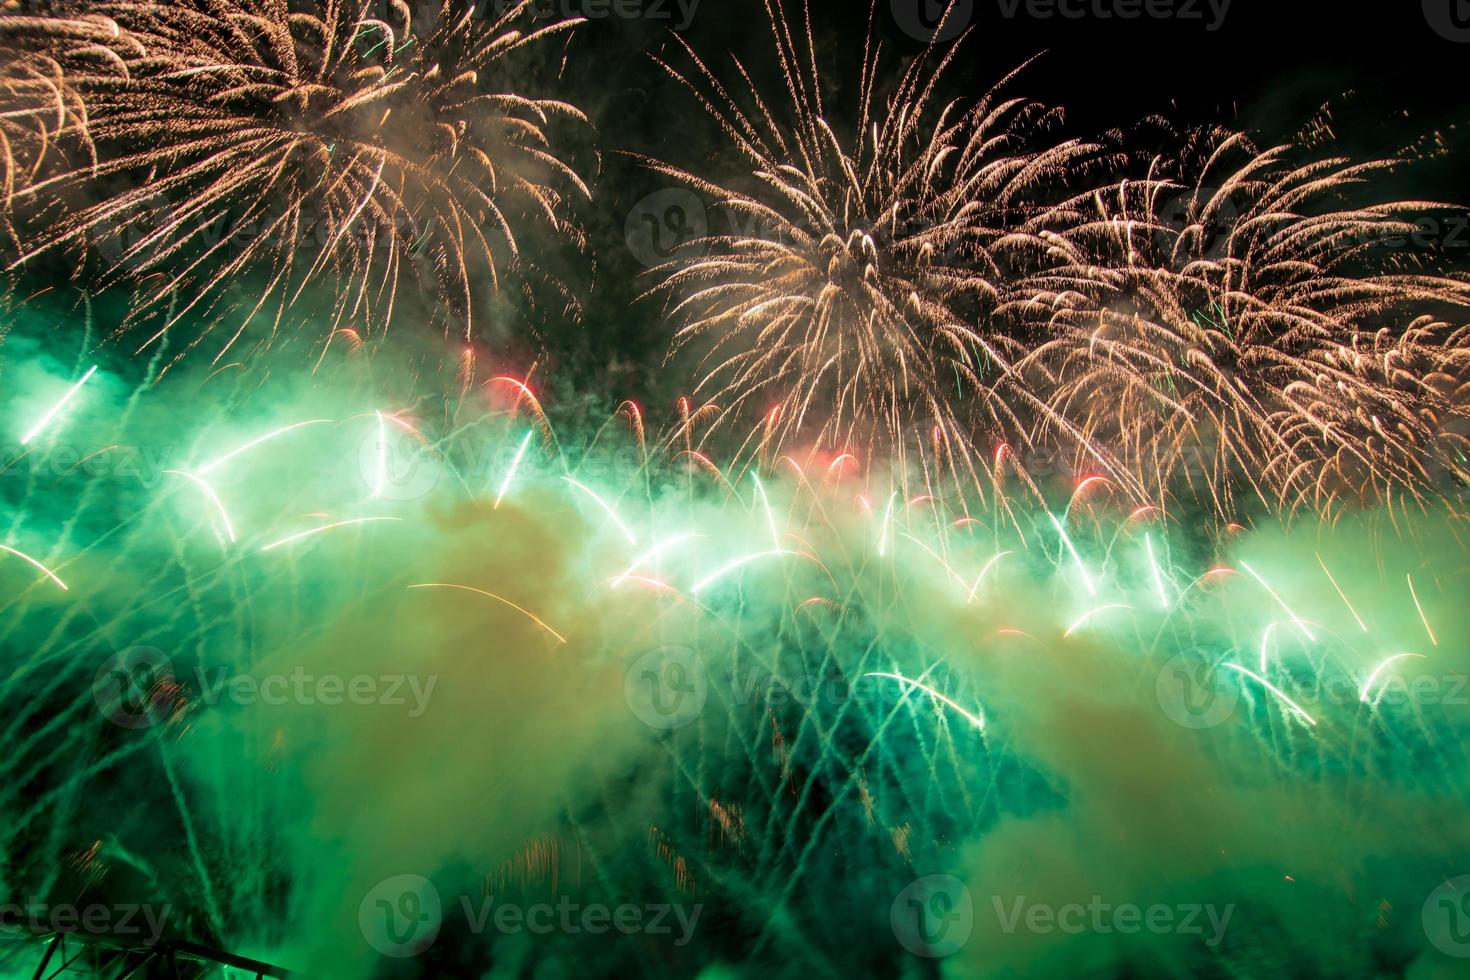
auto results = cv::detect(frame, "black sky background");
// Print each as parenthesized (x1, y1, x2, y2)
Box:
(520, 0, 1470, 412)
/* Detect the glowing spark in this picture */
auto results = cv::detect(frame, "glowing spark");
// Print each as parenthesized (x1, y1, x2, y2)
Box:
(562, 477, 636, 545)
(751, 474, 781, 549)
(1221, 664, 1317, 727)
(7, 2, 588, 352)
(1239, 562, 1314, 641)
(617, 576, 683, 597)
(1145, 533, 1169, 609)
(1064, 604, 1133, 636)
(199, 420, 331, 474)
(407, 584, 566, 645)
(0, 543, 68, 591)
(691, 550, 789, 594)
(1407, 574, 1438, 647)
(21, 365, 97, 445)
(613, 534, 704, 586)
(826, 454, 857, 477)
(1359, 653, 1426, 703)
(966, 550, 1011, 603)
(1258, 622, 1279, 674)
(260, 517, 400, 552)
(1047, 513, 1096, 595)
(878, 492, 897, 557)
(864, 673, 985, 731)
(898, 534, 969, 591)
(1063, 476, 1109, 523)
(164, 470, 236, 543)
(495, 431, 534, 509)
(1316, 553, 1367, 632)
(371, 412, 387, 498)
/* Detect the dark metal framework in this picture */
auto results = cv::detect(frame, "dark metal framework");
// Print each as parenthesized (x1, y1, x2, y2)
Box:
(1, 931, 290, 979)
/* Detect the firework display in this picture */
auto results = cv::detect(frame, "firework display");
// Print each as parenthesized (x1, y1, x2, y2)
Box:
(3, 0, 589, 359)
(640, 2, 1470, 514)
(0, 0, 1468, 978)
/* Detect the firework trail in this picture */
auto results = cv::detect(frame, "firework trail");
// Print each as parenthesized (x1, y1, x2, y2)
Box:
(636, 0, 1112, 495)
(0, 0, 590, 364)
(0, 8, 102, 249)
(1020, 122, 1470, 518)
(642, 0, 1470, 517)
(1, 304, 1468, 975)
(0, 1, 1469, 975)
